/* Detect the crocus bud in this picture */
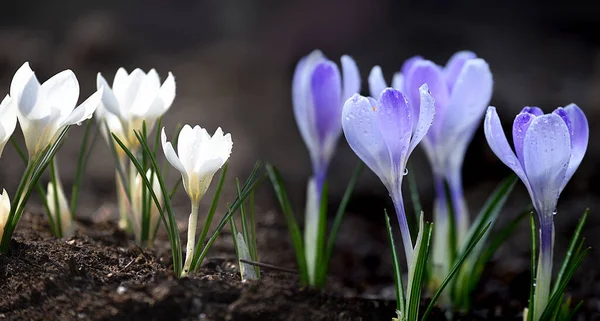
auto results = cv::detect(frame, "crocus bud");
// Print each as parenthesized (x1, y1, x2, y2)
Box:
(292, 50, 361, 187)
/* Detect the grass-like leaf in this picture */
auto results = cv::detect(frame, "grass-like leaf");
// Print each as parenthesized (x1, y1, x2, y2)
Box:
(113, 131, 183, 276)
(318, 161, 364, 286)
(385, 209, 406, 317)
(407, 214, 433, 321)
(406, 164, 422, 237)
(190, 161, 263, 271)
(266, 163, 308, 285)
(71, 120, 98, 215)
(195, 163, 228, 257)
(422, 222, 491, 320)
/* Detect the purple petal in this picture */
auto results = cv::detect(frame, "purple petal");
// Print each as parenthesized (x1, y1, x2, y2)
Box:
(368, 66, 387, 98)
(342, 94, 391, 186)
(484, 107, 530, 189)
(512, 112, 535, 170)
(444, 50, 477, 92)
(400, 55, 423, 78)
(552, 107, 573, 136)
(560, 104, 588, 192)
(521, 106, 544, 116)
(377, 88, 413, 170)
(292, 50, 326, 156)
(407, 84, 435, 157)
(441, 58, 493, 143)
(522, 113, 571, 216)
(341, 55, 361, 102)
(405, 60, 449, 133)
(311, 61, 342, 147)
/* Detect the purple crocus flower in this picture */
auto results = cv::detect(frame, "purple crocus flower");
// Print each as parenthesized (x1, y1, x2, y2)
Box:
(342, 86, 435, 263)
(484, 104, 588, 319)
(369, 52, 493, 245)
(292, 50, 361, 190)
(292, 50, 360, 284)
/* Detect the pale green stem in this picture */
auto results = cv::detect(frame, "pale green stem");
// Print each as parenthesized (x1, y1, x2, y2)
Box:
(533, 217, 554, 321)
(182, 199, 200, 277)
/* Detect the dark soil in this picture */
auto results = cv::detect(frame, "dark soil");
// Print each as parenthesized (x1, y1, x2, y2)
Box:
(0, 208, 592, 321)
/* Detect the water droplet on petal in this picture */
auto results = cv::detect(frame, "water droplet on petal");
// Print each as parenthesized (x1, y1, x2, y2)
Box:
(76, 121, 83, 126)
(552, 210, 557, 216)
(403, 168, 408, 176)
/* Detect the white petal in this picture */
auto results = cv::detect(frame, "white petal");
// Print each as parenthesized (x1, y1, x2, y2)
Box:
(368, 65, 387, 98)
(60, 87, 103, 127)
(41, 70, 80, 120)
(131, 69, 161, 117)
(97, 73, 121, 117)
(0, 95, 18, 157)
(10, 62, 41, 118)
(113, 68, 146, 112)
(161, 127, 186, 174)
(112, 67, 129, 90)
(147, 72, 176, 119)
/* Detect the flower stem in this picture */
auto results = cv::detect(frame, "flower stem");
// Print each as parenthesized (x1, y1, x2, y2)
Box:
(533, 217, 554, 320)
(391, 189, 414, 266)
(182, 199, 200, 276)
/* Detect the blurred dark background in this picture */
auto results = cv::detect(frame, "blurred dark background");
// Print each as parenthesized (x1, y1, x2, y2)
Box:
(1, 0, 599, 295)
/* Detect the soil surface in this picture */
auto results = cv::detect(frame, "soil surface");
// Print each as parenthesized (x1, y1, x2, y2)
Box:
(0, 207, 595, 321)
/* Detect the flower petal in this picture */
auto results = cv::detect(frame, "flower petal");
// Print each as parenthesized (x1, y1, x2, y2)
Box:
(400, 55, 423, 78)
(161, 127, 186, 174)
(368, 65, 387, 98)
(311, 61, 342, 147)
(97, 73, 121, 117)
(405, 60, 449, 132)
(60, 87, 103, 127)
(522, 113, 571, 215)
(341, 55, 361, 101)
(292, 50, 325, 157)
(177, 124, 197, 173)
(148, 71, 176, 118)
(342, 94, 391, 186)
(377, 88, 413, 168)
(444, 51, 477, 91)
(561, 104, 588, 192)
(440, 58, 493, 142)
(114, 68, 146, 112)
(0, 95, 17, 157)
(407, 84, 435, 157)
(484, 107, 529, 188)
(512, 112, 536, 170)
(522, 106, 543, 116)
(41, 70, 80, 119)
(10, 62, 41, 118)
(112, 67, 129, 89)
(131, 69, 161, 118)
(391, 72, 403, 91)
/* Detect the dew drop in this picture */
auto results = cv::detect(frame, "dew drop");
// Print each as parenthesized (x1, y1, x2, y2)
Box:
(76, 121, 83, 126)
(552, 210, 557, 216)
(403, 168, 409, 176)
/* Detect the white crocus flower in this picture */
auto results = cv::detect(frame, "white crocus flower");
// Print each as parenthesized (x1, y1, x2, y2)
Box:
(97, 68, 175, 149)
(9, 62, 103, 159)
(161, 125, 232, 275)
(130, 169, 163, 245)
(0, 189, 10, 242)
(0, 95, 18, 157)
(46, 173, 74, 238)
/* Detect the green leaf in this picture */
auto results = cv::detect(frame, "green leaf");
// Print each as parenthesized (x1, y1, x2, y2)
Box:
(113, 131, 183, 276)
(265, 163, 309, 285)
(385, 209, 405, 317)
(190, 161, 263, 271)
(195, 163, 228, 256)
(552, 210, 588, 296)
(319, 161, 364, 285)
(71, 119, 97, 215)
(422, 222, 491, 320)
(407, 214, 433, 321)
